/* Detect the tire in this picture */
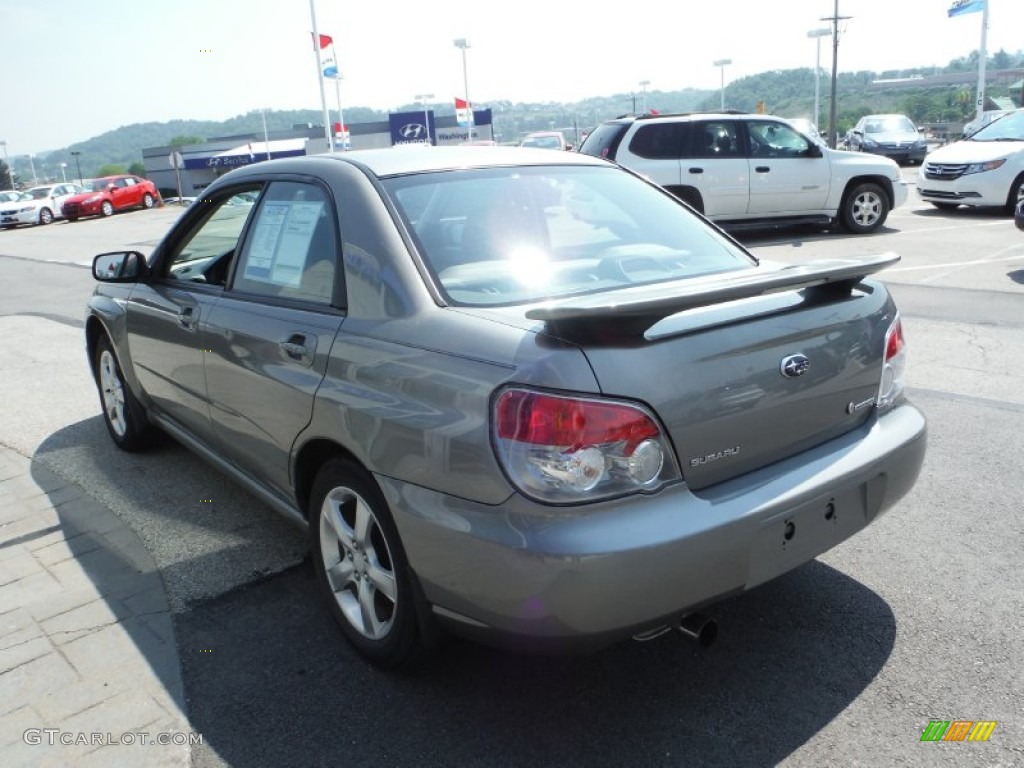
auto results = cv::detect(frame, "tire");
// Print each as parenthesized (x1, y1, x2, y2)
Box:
(38, 207, 53, 225)
(67, 217, 79, 223)
(840, 182, 889, 234)
(310, 457, 423, 668)
(930, 202, 960, 212)
(1003, 175, 1024, 215)
(142, 193, 154, 209)
(93, 336, 151, 451)
(100, 200, 114, 217)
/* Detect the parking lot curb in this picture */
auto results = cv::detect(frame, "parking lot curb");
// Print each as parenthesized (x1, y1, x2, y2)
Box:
(0, 443, 192, 766)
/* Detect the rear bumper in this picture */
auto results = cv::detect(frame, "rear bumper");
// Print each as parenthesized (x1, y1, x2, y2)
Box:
(380, 402, 927, 652)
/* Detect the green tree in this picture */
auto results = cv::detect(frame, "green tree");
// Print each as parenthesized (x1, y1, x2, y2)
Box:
(96, 163, 127, 177)
(168, 135, 202, 147)
(128, 162, 146, 177)
(0, 160, 12, 190)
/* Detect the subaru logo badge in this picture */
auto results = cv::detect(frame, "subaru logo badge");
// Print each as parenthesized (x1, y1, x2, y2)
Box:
(780, 354, 810, 378)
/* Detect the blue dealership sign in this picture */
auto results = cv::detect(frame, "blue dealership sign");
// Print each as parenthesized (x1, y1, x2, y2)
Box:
(390, 111, 437, 146)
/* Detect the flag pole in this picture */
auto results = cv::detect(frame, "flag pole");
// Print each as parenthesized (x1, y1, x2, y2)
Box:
(334, 75, 347, 150)
(974, 0, 989, 123)
(309, 0, 334, 152)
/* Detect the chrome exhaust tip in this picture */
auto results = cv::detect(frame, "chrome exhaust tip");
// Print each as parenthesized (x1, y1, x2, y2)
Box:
(677, 613, 717, 647)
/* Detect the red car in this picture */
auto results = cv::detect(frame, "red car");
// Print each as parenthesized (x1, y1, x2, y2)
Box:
(62, 175, 159, 221)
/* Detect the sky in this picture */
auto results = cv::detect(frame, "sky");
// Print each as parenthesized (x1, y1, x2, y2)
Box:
(2, 0, 1022, 156)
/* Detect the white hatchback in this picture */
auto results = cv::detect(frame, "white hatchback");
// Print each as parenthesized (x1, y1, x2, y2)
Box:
(918, 109, 1024, 212)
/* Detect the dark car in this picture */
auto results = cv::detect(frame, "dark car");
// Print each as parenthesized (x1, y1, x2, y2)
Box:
(848, 114, 928, 165)
(86, 146, 926, 667)
(62, 174, 159, 221)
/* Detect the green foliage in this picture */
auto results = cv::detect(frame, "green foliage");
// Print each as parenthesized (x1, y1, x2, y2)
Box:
(96, 164, 127, 177)
(0, 160, 12, 191)
(168, 135, 203, 147)
(128, 162, 146, 177)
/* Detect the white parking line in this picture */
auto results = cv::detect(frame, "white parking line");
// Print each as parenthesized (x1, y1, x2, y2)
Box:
(887, 245, 1024, 282)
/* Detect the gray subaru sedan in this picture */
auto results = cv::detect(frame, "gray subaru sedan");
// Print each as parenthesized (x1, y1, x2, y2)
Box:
(86, 146, 926, 667)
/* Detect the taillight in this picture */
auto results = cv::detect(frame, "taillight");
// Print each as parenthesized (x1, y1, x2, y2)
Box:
(493, 388, 680, 503)
(877, 314, 906, 411)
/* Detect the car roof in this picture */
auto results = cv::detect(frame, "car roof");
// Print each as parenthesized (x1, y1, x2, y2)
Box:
(282, 145, 608, 178)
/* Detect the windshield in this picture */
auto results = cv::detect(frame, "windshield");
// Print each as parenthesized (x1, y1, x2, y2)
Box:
(970, 110, 1024, 141)
(27, 187, 55, 200)
(864, 116, 916, 134)
(382, 165, 754, 307)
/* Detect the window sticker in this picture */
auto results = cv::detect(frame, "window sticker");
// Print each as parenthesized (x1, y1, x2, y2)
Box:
(243, 201, 324, 287)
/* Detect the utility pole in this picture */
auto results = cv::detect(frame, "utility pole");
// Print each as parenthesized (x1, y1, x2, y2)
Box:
(821, 0, 852, 149)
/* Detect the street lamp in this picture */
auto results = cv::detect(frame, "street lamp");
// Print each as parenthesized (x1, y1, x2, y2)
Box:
(808, 28, 831, 133)
(415, 93, 434, 144)
(70, 151, 83, 185)
(59, 163, 67, 182)
(0, 141, 9, 189)
(639, 80, 651, 114)
(712, 59, 732, 110)
(28, 154, 37, 184)
(454, 38, 471, 126)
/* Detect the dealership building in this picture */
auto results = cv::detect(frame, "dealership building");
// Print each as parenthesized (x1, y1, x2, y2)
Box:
(143, 109, 494, 197)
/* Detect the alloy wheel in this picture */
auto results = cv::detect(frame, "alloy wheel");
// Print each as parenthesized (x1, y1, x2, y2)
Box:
(318, 485, 398, 640)
(98, 349, 127, 437)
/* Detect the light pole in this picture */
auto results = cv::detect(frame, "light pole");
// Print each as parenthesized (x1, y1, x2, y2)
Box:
(0, 140, 9, 189)
(454, 38, 471, 126)
(808, 28, 831, 132)
(639, 80, 651, 114)
(415, 93, 434, 144)
(713, 59, 732, 110)
(70, 151, 83, 185)
(59, 163, 67, 182)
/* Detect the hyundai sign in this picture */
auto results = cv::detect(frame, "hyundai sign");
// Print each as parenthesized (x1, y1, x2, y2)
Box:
(389, 111, 437, 146)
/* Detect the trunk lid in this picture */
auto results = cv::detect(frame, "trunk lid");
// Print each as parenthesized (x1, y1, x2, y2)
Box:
(524, 255, 899, 490)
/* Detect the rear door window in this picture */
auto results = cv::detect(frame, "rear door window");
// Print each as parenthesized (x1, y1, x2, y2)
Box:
(628, 123, 690, 159)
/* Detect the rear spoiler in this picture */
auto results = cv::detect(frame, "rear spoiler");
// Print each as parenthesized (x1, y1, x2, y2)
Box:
(525, 252, 900, 340)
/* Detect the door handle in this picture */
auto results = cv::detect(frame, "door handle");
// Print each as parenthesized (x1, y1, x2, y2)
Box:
(279, 332, 317, 366)
(755, 166, 771, 173)
(281, 340, 308, 358)
(177, 305, 196, 330)
(687, 167, 705, 174)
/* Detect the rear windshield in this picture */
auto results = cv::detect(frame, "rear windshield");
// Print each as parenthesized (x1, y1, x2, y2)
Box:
(577, 122, 629, 159)
(382, 165, 753, 307)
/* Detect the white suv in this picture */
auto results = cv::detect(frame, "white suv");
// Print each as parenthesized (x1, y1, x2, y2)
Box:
(578, 112, 910, 234)
(918, 108, 1024, 213)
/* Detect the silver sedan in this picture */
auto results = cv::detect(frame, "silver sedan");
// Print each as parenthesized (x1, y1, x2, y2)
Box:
(85, 146, 926, 666)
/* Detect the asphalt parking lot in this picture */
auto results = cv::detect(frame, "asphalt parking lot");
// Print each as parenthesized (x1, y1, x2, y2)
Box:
(1, 178, 1022, 767)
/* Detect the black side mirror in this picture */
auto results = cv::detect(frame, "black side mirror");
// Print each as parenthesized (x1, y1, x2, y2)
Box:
(93, 251, 148, 283)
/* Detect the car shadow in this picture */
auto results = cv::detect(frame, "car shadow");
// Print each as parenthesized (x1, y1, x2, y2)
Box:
(32, 416, 307, 610)
(908, 205, 1009, 220)
(175, 554, 896, 767)
(31, 417, 897, 767)
(734, 223, 902, 248)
